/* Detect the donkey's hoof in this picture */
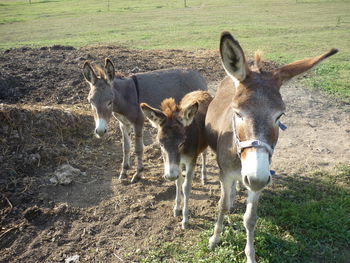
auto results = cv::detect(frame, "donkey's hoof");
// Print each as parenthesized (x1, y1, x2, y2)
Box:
(181, 221, 188, 230)
(173, 209, 182, 217)
(119, 173, 127, 180)
(130, 174, 141, 184)
(236, 181, 242, 191)
(208, 236, 219, 250)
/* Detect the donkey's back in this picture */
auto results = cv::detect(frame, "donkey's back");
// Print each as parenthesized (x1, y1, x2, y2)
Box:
(135, 69, 207, 108)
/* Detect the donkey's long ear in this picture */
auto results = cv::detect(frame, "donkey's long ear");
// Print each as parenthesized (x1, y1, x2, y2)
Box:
(179, 102, 198, 127)
(141, 103, 166, 128)
(104, 58, 115, 82)
(220, 32, 250, 82)
(274, 48, 338, 83)
(83, 61, 97, 84)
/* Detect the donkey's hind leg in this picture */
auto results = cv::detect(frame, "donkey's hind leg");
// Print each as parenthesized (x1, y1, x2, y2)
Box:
(118, 121, 132, 180)
(131, 124, 144, 183)
(208, 173, 235, 249)
(200, 149, 208, 185)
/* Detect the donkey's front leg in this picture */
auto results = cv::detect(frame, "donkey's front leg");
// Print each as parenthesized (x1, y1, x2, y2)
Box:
(244, 190, 261, 263)
(118, 121, 131, 180)
(174, 173, 184, 217)
(208, 174, 235, 249)
(201, 150, 208, 185)
(181, 160, 195, 229)
(131, 125, 144, 183)
(230, 180, 237, 213)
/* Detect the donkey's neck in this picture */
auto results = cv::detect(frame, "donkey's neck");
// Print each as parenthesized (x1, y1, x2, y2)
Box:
(111, 78, 139, 115)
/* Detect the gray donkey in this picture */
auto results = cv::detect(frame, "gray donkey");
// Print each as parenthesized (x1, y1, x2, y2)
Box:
(83, 58, 207, 183)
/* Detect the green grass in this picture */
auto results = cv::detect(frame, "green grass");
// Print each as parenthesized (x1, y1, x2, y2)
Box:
(139, 165, 350, 263)
(1, 0, 349, 101)
(0, 0, 349, 100)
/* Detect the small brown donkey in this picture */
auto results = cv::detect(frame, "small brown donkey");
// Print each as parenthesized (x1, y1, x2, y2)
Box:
(83, 59, 207, 183)
(205, 32, 338, 262)
(141, 90, 213, 229)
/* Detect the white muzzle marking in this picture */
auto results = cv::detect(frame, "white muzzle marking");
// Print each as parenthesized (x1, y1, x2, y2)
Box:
(163, 151, 180, 181)
(241, 149, 271, 191)
(95, 118, 107, 137)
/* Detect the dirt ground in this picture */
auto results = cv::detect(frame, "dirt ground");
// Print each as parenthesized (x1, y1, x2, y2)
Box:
(0, 46, 349, 263)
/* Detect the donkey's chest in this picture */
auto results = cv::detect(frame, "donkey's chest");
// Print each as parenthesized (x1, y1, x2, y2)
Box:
(113, 112, 133, 127)
(180, 154, 194, 167)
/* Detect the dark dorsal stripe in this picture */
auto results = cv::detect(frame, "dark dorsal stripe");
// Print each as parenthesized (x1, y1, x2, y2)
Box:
(131, 75, 140, 104)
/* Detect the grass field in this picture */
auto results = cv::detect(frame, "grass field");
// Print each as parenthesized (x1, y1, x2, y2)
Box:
(0, 0, 349, 101)
(140, 165, 350, 263)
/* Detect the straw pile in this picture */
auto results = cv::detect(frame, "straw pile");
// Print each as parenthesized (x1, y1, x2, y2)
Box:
(0, 104, 94, 173)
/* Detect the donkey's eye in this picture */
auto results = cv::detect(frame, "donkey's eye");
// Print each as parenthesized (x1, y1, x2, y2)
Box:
(235, 111, 243, 119)
(175, 118, 183, 126)
(178, 141, 185, 149)
(107, 101, 113, 107)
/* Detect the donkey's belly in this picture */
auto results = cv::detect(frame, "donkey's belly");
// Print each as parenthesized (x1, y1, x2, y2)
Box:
(205, 78, 235, 152)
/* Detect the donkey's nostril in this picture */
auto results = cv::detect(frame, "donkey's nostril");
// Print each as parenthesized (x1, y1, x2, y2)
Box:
(244, 175, 250, 186)
(266, 176, 271, 185)
(95, 128, 107, 137)
(164, 174, 178, 181)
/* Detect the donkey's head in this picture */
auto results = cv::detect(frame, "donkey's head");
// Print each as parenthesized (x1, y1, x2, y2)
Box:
(220, 31, 337, 191)
(83, 58, 116, 138)
(141, 99, 198, 181)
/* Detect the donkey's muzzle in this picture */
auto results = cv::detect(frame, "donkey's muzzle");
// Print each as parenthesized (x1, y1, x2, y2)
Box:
(164, 164, 180, 181)
(95, 128, 107, 137)
(164, 161, 181, 181)
(164, 173, 179, 181)
(165, 176, 178, 181)
(95, 118, 108, 138)
(243, 174, 271, 192)
(241, 148, 272, 191)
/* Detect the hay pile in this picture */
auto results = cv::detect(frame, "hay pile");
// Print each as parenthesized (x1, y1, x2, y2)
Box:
(0, 104, 94, 174)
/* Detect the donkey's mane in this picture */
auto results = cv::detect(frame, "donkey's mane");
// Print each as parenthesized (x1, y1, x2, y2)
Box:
(94, 65, 108, 80)
(93, 65, 125, 80)
(115, 72, 126, 79)
(160, 91, 211, 119)
(161, 98, 178, 118)
(253, 50, 263, 72)
(180, 91, 211, 110)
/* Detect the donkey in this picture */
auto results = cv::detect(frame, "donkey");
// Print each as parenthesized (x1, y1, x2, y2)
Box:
(205, 32, 338, 262)
(141, 90, 213, 229)
(83, 59, 207, 183)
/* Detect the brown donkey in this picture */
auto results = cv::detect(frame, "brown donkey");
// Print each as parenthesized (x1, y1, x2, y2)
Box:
(205, 32, 338, 262)
(141, 90, 213, 229)
(83, 59, 207, 183)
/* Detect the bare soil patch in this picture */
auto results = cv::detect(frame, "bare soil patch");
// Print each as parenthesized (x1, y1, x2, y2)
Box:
(0, 46, 349, 262)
